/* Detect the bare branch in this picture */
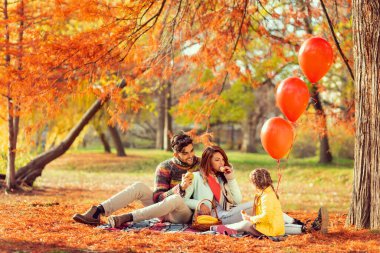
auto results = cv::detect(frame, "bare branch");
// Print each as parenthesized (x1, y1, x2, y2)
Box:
(119, 0, 167, 62)
(320, 0, 354, 81)
(230, 0, 249, 60)
(140, 1, 156, 22)
(262, 62, 296, 87)
(256, 0, 272, 16)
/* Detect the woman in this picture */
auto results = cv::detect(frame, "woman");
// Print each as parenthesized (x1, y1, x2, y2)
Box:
(184, 146, 251, 225)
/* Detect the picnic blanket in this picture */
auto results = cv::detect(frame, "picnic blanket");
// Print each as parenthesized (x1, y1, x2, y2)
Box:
(98, 218, 198, 233)
(97, 218, 286, 241)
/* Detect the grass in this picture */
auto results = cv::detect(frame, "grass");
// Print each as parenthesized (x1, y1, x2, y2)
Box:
(33, 148, 353, 212)
(2, 147, 354, 211)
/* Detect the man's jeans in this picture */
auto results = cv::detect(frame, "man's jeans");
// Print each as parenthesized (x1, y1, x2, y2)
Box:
(101, 182, 192, 224)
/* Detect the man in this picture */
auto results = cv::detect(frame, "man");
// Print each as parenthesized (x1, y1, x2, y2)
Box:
(73, 133, 198, 227)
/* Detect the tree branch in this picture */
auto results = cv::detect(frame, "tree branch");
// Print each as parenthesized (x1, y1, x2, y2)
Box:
(262, 62, 296, 87)
(230, 0, 249, 60)
(118, 0, 167, 62)
(320, 0, 354, 81)
(256, 0, 272, 16)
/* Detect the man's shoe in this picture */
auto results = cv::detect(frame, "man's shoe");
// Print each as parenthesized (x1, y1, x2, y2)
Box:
(73, 206, 100, 225)
(311, 207, 329, 233)
(108, 213, 132, 228)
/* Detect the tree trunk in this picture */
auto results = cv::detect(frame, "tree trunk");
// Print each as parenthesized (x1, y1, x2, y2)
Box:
(301, 0, 333, 164)
(97, 130, 111, 153)
(164, 82, 172, 151)
(311, 85, 333, 163)
(347, 0, 380, 229)
(228, 124, 235, 150)
(155, 85, 165, 149)
(241, 112, 257, 153)
(6, 97, 16, 190)
(4, 0, 17, 191)
(14, 79, 126, 186)
(214, 123, 222, 146)
(108, 125, 126, 157)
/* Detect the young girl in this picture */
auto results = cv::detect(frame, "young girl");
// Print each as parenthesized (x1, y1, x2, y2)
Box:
(211, 168, 329, 236)
(212, 168, 285, 237)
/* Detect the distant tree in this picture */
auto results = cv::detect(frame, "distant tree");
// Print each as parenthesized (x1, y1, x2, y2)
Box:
(108, 124, 126, 157)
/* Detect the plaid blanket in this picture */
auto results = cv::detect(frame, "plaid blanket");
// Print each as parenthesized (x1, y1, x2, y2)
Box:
(97, 219, 286, 242)
(98, 218, 203, 233)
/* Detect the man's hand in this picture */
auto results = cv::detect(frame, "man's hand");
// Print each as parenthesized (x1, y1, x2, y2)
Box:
(199, 203, 211, 215)
(180, 172, 193, 190)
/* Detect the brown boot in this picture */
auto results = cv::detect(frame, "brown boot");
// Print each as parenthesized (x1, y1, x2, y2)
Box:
(73, 206, 100, 225)
(108, 213, 133, 228)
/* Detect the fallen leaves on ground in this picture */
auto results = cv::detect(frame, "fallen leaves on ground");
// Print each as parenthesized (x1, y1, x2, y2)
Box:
(0, 187, 379, 253)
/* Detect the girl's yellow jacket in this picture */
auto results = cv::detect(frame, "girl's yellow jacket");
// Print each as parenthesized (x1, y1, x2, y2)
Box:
(250, 186, 285, 236)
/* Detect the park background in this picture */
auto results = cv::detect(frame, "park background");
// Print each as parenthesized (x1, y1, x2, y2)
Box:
(0, 0, 379, 252)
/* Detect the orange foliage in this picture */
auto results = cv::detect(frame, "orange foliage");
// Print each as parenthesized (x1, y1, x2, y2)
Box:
(0, 0, 354, 122)
(0, 1, 355, 187)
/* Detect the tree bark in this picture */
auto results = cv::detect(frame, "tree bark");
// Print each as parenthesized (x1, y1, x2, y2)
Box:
(15, 79, 126, 186)
(347, 0, 380, 229)
(241, 112, 257, 153)
(4, 0, 17, 191)
(228, 124, 235, 150)
(108, 125, 126, 157)
(164, 82, 172, 151)
(311, 85, 333, 163)
(97, 130, 111, 153)
(215, 124, 221, 146)
(155, 85, 165, 149)
(6, 97, 16, 190)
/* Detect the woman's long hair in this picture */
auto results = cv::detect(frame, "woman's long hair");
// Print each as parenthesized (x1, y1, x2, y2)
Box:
(200, 146, 231, 182)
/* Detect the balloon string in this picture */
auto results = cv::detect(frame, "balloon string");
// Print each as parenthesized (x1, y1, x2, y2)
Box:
(276, 122, 298, 194)
(276, 159, 282, 194)
(289, 121, 298, 156)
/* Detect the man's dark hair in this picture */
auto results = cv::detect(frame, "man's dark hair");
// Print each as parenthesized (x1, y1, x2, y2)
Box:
(171, 133, 193, 153)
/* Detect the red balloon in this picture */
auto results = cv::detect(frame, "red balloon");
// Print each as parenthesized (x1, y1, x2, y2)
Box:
(261, 117, 294, 160)
(276, 77, 309, 122)
(298, 37, 333, 83)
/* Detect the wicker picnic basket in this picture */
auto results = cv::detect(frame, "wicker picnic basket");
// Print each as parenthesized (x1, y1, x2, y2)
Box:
(191, 199, 222, 231)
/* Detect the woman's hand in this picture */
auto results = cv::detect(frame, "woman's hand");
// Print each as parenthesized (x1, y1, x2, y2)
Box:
(223, 166, 235, 180)
(199, 203, 211, 215)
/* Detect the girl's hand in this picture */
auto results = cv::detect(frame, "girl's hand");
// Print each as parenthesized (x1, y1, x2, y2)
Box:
(241, 210, 251, 221)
